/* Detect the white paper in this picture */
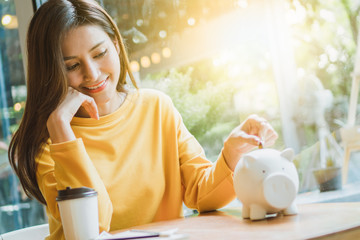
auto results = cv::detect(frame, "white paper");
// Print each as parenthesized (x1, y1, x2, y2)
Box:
(96, 228, 188, 240)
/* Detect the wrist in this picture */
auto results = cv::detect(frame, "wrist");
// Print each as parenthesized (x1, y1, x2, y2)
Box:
(222, 146, 242, 171)
(47, 113, 76, 143)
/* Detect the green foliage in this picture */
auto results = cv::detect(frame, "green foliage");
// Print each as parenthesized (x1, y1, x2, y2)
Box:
(288, 0, 360, 191)
(290, 0, 359, 131)
(142, 67, 239, 161)
(142, 0, 359, 185)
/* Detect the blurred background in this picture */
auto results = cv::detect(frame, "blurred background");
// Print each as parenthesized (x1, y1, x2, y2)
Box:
(0, 0, 359, 233)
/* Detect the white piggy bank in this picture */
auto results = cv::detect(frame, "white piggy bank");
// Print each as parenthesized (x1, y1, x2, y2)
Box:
(233, 148, 299, 220)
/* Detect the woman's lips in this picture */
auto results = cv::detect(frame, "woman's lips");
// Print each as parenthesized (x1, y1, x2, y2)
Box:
(83, 77, 109, 93)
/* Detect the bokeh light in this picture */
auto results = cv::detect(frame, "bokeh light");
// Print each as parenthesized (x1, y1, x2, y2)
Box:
(162, 47, 172, 58)
(1, 14, 11, 25)
(140, 56, 151, 68)
(187, 17, 195, 26)
(1, 14, 18, 28)
(130, 60, 140, 72)
(13, 102, 21, 112)
(159, 30, 167, 39)
(151, 52, 161, 64)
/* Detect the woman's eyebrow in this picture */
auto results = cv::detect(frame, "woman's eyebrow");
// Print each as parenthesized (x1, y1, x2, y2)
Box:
(89, 40, 105, 52)
(63, 40, 105, 60)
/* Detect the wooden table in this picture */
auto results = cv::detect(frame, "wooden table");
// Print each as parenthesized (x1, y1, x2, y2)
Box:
(113, 202, 360, 239)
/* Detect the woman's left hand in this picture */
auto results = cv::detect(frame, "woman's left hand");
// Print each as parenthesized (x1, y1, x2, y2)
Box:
(222, 114, 278, 171)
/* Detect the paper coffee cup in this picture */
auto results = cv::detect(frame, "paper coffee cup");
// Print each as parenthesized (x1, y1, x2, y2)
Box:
(56, 187, 99, 240)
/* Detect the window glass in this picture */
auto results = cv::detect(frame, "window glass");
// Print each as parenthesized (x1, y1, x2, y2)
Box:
(287, 0, 360, 192)
(102, 0, 360, 194)
(103, 0, 281, 160)
(0, 0, 46, 234)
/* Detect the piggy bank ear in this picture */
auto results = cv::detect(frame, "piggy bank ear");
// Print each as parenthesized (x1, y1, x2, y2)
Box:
(280, 148, 295, 162)
(243, 155, 256, 169)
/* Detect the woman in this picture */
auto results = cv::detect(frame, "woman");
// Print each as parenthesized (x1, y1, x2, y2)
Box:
(8, 0, 278, 239)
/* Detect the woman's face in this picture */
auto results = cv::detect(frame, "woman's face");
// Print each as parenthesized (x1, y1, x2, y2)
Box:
(61, 25, 121, 114)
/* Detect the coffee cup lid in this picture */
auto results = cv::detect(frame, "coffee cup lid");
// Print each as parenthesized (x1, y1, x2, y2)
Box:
(56, 187, 97, 201)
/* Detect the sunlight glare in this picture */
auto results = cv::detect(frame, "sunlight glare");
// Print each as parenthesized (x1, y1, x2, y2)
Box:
(258, 60, 268, 70)
(325, 45, 338, 62)
(326, 64, 337, 74)
(320, 9, 335, 22)
(227, 65, 241, 78)
(287, 0, 306, 25)
(212, 50, 234, 67)
(318, 54, 328, 69)
(297, 68, 306, 78)
(236, 0, 248, 9)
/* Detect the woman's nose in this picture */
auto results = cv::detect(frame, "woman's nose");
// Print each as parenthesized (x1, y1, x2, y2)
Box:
(83, 60, 100, 81)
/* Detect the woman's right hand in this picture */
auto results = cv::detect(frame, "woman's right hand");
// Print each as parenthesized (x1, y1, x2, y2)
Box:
(46, 87, 99, 144)
(222, 114, 278, 171)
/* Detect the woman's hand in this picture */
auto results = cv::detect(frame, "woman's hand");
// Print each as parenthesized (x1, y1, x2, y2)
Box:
(47, 87, 99, 144)
(222, 114, 278, 171)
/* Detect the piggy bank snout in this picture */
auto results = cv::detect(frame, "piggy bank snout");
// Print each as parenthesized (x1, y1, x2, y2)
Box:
(263, 173, 297, 209)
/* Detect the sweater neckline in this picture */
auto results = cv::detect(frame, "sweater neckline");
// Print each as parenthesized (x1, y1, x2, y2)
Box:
(71, 89, 138, 126)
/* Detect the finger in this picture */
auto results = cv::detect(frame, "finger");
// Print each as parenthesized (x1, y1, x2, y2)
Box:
(82, 96, 99, 120)
(261, 125, 277, 139)
(263, 130, 278, 147)
(253, 119, 277, 147)
(238, 131, 262, 146)
(257, 120, 270, 138)
(240, 115, 276, 146)
(263, 136, 277, 147)
(240, 116, 264, 135)
(247, 114, 265, 122)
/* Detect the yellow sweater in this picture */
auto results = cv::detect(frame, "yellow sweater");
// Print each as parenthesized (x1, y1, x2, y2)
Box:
(36, 89, 236, 240)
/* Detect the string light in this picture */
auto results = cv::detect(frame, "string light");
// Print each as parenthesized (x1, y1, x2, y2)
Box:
(130, 60, 140, 72)
(140, 56, 151, 68)
(162, 47, 172, 58)
(151, 52, 161, 64)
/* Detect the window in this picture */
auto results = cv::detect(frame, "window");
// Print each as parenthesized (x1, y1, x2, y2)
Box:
(101, 0, 360, 194)
(0, 0, 46, 234)
(102, 0, 284, 160)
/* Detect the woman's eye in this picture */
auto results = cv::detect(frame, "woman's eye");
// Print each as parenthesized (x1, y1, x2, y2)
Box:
(66, 63, 79, 71)
(94, 49, 107, 58)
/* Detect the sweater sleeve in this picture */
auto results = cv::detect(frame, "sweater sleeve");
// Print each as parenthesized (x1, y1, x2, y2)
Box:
(169, 102, 236, 212)
(36, 139, 113, 232)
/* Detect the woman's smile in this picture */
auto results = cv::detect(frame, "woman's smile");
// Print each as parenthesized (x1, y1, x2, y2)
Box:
(62, 25, 122, 116)
(83, 77, 109, 93)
